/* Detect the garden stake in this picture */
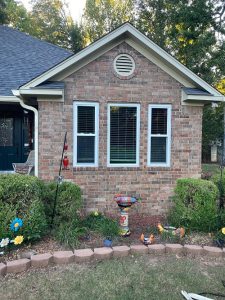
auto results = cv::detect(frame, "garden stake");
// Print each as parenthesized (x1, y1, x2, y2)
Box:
(51, 132, 67, 228)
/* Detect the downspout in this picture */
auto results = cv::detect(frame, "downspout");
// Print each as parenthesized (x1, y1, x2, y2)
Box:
(12, 91, 38, 177)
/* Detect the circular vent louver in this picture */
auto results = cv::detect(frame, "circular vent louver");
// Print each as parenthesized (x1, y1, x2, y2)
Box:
(114, 54, 135, 77)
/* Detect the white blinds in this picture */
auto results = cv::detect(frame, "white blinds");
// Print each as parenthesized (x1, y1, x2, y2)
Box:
(109, 105, 139, 165)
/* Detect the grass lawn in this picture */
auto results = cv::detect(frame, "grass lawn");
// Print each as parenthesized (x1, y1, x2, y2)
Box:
(1, 255, 225, 300)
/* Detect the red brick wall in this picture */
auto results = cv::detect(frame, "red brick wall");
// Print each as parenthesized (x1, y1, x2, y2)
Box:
(38, 42, 202, 217)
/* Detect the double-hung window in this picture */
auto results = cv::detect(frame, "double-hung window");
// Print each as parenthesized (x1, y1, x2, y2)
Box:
(73, 102, 99, 167)
(107, 103, 140, 167)
(148, 104, 171, 167)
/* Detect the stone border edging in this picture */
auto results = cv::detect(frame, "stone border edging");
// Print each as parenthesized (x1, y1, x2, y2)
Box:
(0, 243, 224, 275)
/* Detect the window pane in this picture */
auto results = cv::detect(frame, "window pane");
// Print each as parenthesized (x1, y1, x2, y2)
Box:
(151, 137, 167, 163)
(151, 108, 167, 134)
(110, 106, 137, 164)
(77, 106, 95, 134)
(77, 136, 95, 163)
(0, 118, 13, 146)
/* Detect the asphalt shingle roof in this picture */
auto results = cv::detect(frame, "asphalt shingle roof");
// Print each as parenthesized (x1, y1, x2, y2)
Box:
(183, 87, 212, 96)
(0, 25, 72, 96)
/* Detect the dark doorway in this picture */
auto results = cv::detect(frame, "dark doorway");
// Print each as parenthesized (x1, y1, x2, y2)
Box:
(0, 105, 34, 171)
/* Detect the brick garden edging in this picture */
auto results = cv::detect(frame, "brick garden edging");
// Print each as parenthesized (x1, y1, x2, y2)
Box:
(1, 243, 224, 275)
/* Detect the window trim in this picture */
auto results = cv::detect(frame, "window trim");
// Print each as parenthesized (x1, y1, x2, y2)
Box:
(73, 101, 99, 167)
(147, 104, 172, 167)
(107, 103, 140, 167)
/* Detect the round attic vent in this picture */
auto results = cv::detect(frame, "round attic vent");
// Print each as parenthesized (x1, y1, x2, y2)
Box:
(114, 54, 135, 77)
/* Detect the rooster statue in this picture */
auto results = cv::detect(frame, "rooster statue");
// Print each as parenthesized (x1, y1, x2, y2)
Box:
(157, 223, 185, 238)
(140, 233, 155, 245)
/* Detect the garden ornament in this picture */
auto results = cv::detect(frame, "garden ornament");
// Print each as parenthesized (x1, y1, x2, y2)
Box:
(157, 223, 185, 238)
(114, 194, 137, 236)
(140, 233, 155, 245)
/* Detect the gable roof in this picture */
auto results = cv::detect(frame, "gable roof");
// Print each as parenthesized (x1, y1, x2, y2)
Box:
(18, 23, 224, 102)
(0, 25, 72, 96)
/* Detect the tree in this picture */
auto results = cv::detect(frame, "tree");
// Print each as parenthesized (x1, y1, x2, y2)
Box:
(70, 23, 85, 53)
(28, 0, 84, 52)
(82, 0, 135, 43)
(4, 0, 34, 33)
(0, 0, 7, 24)
(137, 0, 225, 84)
(29, 0, 72, 49)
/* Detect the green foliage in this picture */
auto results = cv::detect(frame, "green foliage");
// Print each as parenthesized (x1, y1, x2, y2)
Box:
(0, 0, 7, 24)
(137, 0, 225, 84)
(82, 0, 135, 43)
(4, 0, 34, 33)
(54, 219, 86, 248)
(168, 178, 219, 232)
(160, 230, 180, 244)
(43, 181, 82, 225)
(0, 202, 17, 240)
(82, 212, 119, 239)
(211, 170, 225, 198)
(43, 181, 82, 246)
(0, 174, 47, 241)
(70, 23, 85, 53)
(30, 0, 73, 49)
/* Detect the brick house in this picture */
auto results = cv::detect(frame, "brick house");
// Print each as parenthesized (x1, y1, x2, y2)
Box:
(1, 23, 224, 217)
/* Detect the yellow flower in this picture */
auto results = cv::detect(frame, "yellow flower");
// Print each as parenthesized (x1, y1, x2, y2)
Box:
(14, 235, 24, 245)
(222, 228, 225, 235)
(93, 211, 99, 216)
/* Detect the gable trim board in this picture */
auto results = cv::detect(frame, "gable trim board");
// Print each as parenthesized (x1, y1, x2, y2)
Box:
(16, 23, 224, 103)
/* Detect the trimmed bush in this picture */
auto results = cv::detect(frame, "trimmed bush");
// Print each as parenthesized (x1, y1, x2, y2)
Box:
(43, 181, 82, 246)
(0, 174, 47, 241)
(168, 178, 219, 232)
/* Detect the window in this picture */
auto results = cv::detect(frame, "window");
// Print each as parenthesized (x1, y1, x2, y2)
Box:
(73, 102, 99, 167)
(148, 104, 171, 167)
(107, 103, 140, 167)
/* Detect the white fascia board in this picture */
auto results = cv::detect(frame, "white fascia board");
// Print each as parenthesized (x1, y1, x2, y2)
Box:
(21, 24, 130, 89)
(0, 96, 20, 102)
(182, 90, 224, 102)
(19, 23, 224, 98)
(126, 38, 194, 87)
(53, 39, 123, 81)
(19, 89, 63, 96)
(181, 90, 225, 105)
(125, 25, 222, 97)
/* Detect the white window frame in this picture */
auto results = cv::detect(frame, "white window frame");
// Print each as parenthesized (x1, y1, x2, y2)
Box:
(107, 103, 140, 167)
(73, 101, 99, 167)
(148, 104, 171, 167)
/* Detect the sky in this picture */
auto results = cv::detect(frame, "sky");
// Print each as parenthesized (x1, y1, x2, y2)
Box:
(20, 0, 87, 22)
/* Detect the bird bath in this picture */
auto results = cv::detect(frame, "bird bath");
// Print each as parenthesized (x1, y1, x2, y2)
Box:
(114, 194, 137, 237)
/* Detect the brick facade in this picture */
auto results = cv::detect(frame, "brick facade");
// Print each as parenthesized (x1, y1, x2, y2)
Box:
(38, 42, 202, 217)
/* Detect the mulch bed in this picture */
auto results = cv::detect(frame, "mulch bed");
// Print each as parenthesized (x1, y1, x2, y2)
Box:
(0, 223, 215, 263)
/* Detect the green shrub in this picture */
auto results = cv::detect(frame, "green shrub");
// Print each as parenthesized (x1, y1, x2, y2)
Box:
(43, 181, 82, 224)
(168, 178, 219, 232)
(82, 212, 119, 239)
(0, 174, 47, 241)
(211, 170, 225, 201)
(43, 181, 82, 246)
